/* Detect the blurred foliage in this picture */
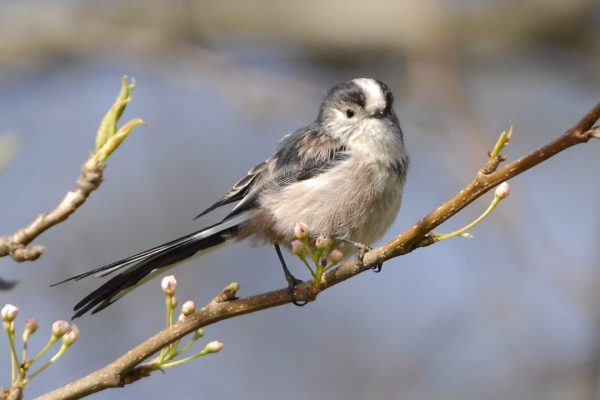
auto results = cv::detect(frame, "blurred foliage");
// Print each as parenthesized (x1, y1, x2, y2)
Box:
(0, 135, 19, 172)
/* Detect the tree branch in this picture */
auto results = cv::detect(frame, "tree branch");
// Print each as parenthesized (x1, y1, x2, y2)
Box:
(39, 102, 600, 400)
(0, 162, 103, 262)
(0, 76, 143, 263)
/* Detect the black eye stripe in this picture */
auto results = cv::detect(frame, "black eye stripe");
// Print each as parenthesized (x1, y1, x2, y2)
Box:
(348, 91, 366, 108)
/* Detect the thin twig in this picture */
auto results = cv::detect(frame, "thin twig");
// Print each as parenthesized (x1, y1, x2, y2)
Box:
(0, 162, 103, 262)
(38, 103, 600, 400)
(0, 76, 142, 263)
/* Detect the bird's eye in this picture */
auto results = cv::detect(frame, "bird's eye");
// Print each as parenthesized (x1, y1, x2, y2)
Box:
(345, 109, 355, 118)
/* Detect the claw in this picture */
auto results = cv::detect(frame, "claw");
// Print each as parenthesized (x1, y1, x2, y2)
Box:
(337, 237, 383, 273)
(287, 278, 308, 307)
(371, 263, 383, 273)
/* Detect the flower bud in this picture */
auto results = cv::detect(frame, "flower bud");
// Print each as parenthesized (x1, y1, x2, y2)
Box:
(23, 317, 38, 341)
(204, 340, 224, 353)
(294, 223, 309, 240)
(315, 235, 333, 251)
(195, 328, 204, 338)
(182, 301, 196, 316)
(330, 249, 344, 264)
(1, 304, 19, 323)
(178, 313, 186, 322)
(170, 296, 178, 308)
(52, 320, 70, 338)
(161, 275, 177, 296)
(495, 182, 510, 199)
(291, 240, 304, 257)
(62, 324, 80, 346)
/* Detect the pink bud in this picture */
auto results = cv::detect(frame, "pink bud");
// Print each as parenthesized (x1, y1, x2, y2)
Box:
(291, 240, 304, 256)
(1, 304, 18, 322)
(161, 275, 177, 296)
(205, 340, 224, 353)
(315, 235, 334, 250)
(62, 324, 80, 346)
(495, 182, 510, 199)
(23, 317, 38, 337)
(52, 320, 70, 338)
(294, 223, 309, 240)
(182, 301, 196, 316)
(330, 249, 344, 264)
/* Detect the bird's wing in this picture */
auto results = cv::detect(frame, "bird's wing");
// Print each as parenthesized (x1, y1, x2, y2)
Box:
(193, 157, 273, 219)
(195, 125, 349, 220)
(222, 126, 349, 219)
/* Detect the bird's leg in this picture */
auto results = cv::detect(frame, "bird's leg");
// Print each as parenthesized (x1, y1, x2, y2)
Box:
(274, 243, 307, 306)
(337, 238, 383, 272)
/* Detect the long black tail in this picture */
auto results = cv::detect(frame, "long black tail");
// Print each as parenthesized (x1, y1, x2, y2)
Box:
(56, 223, 240, 319)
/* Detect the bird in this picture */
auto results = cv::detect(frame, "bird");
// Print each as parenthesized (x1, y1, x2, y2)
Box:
(56, 78, 409, 318)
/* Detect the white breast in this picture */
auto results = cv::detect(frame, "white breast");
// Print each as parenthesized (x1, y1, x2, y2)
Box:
(260, 158, 405, 248)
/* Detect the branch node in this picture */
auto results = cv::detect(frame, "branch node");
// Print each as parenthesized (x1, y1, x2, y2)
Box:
(12, 246, 45, 262)
(212, 282, 240, 304)
(122, 365, 153, 385)
(482, 124, 513, 174)
(77, 167, 103, 194)
(415, 235, 436, 249)
(480, 155, 506, 174)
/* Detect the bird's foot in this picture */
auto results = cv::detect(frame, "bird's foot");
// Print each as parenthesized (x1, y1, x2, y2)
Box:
(337, 238, 383, 273)
(285, 274, 308, 307)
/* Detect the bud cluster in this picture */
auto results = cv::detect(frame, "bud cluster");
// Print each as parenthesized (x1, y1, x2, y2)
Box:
(291, 223, 345, 295)
(1, 303, 79, 387)
(147, 275, 224, 373)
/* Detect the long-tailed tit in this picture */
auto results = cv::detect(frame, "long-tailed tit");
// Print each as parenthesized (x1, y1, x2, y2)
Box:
(57, 78, 409, 318)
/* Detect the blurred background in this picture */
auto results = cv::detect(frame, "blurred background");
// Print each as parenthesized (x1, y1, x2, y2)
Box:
(0, 0, 599, 399)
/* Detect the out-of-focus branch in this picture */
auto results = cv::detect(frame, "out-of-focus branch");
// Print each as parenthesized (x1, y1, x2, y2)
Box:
(0, 77, 144, 262)
(0, 386, 22, 400)
(40, 103, 600, 400)
(0, 134, 19, 172)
